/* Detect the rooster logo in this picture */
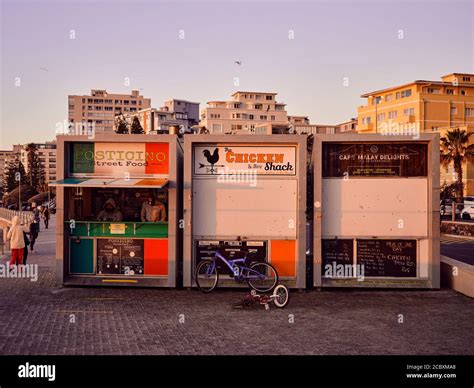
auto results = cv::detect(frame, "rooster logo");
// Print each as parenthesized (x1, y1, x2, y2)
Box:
(199, 148, 223, 174)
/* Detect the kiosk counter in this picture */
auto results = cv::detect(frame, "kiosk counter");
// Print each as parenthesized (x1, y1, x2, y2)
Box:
(51, 134, 182, 287)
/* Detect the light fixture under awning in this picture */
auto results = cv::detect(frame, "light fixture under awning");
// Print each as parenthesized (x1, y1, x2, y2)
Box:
(49, 177, 169, 188)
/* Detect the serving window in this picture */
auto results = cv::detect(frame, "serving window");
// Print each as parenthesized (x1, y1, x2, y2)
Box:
(67, 187, 168, 223)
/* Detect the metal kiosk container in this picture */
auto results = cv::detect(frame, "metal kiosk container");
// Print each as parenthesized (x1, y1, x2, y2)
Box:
(51, 134, 182, 287)
(183, 135, 307, 289)
(313, 133, 440, 289)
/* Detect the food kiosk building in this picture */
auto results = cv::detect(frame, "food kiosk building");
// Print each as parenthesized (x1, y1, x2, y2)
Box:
(313, 133, 440, 289)
(183, 135, 307, 289)
(51, 134, 182, 287)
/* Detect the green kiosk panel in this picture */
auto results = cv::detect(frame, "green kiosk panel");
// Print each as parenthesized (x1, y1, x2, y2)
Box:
(70, 238, 94, 274)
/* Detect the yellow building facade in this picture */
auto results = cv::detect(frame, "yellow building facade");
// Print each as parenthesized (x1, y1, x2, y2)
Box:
(357, 73, 474, 194)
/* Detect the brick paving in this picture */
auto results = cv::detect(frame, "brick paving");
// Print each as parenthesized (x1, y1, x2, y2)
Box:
(0, 215, 473, 355)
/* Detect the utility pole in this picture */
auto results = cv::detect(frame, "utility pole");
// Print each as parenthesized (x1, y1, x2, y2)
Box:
(15, 171, 21, 211)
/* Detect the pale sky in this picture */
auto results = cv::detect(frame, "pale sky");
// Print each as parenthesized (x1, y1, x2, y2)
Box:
(1, 0, 473, 149)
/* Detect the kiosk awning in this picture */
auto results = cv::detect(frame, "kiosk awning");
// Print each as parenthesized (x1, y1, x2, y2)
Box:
(49, 177, 169, 188)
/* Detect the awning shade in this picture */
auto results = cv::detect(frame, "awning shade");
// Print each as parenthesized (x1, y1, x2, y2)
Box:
(49, 177, 169, 188)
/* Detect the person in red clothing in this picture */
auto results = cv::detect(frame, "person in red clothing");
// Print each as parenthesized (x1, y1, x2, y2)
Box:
(7, 216, 31, 267)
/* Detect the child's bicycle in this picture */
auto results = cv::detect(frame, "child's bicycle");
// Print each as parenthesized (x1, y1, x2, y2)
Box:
(231, 284, 290, 310)
(195, 249, 278, 293)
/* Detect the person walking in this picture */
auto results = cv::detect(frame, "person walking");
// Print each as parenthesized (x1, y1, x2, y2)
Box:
(42, 206, 50, 229)
(32, 206, 41, 233)
(23, 230, 30, 265)
(29, 217, 40, 253)
(7, 216, 30, 267)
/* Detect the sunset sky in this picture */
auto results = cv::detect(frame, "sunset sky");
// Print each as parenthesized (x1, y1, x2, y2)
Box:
(1, 0, 473, 149)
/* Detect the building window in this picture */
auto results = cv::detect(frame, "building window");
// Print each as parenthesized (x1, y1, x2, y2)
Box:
(266, 95, 273, 100)
(388, 111, 398, 119)
(377, 113, 385, 121)
(270, 116, 275, 121)
(362, 117, 371, 125)
(385, 94, 393, 102)
(446, 89, 454, 95)
(249, 115, 254, 120)
(451, 107, 457, 115)
(212, 124, 222, 133)
(260, 115, 267, 120)
(255, 95, 261, 100)
(396, 92, 400, 99)
(462, 76, 471, 82)
(403, 108, 415, 116)
(427, 88, 440, 94)
(115, 100, 121, 104)
(255, 104, 263, 110)
(401, 89, 412, 98)
(461, 90, 466, 96)
(233, 103, 239, 108)
(465, 108, 474, 117)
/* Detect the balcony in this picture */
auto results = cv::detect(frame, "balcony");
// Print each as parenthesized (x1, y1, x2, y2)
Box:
(357, 122, 374, 132)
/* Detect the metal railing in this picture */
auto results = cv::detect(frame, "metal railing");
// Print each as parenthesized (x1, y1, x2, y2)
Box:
(0, 208, 32, 225)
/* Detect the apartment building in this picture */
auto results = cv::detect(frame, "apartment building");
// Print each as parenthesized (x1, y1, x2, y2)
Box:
(20, 142, 57, 184)
(200, 91, 289, 135)
(68, 89, 151, 133)
(338, 118, 357, 133)
(128, 99, 200, 134)
(357, 72, 474, 193)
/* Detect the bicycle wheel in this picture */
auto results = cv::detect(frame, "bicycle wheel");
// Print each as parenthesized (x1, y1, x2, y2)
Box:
(272, 284, 290, 308)
(247, 262, 278, 292)
(195, 260, 218, 292)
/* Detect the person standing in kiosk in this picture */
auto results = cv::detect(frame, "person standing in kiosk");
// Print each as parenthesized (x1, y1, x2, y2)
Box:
(96, 198, 123, 222)
(141, 193, 166, 222)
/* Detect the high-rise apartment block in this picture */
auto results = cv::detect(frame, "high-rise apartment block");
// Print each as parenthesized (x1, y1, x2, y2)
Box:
(200, 91, 289, 134)
(68, 89, 151, 133)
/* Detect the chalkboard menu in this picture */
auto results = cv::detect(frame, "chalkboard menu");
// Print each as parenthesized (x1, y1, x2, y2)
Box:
(356, 239, 417, 277)
(195, 240, 267, 275)
(323, 143, 428, 177)
(322, 239, 354, 271)
(97, 238, 144, 275)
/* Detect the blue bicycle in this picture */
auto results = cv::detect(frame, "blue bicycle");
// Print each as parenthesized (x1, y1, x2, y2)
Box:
(195, 249, 279, 293)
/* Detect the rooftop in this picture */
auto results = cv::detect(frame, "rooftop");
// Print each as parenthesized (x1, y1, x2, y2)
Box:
(361, 73, 474, 98)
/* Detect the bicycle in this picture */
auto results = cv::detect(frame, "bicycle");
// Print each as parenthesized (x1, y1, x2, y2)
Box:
(231, 284, 290, 310)
(195, 249, 279, 293)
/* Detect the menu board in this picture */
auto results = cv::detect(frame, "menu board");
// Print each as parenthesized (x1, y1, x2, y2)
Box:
(195, 240, 267, 275)
(356, 239, 417, 277)
(97, 238, 144, 275)
(323, 143, 428, 177)
(322, 239, 354, 269)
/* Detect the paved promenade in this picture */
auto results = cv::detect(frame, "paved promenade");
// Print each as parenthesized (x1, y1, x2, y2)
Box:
(0, 216, 473, 355)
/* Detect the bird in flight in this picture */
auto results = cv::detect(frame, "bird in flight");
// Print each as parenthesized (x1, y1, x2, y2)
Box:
(234, 61, 242, 66)
(39, 67, 49, 72)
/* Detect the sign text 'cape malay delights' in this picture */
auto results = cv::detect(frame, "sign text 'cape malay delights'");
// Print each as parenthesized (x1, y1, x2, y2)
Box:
(193, 145, 297, 175)
(322, 143, 428, 177)
(71, 142, 169, 176)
